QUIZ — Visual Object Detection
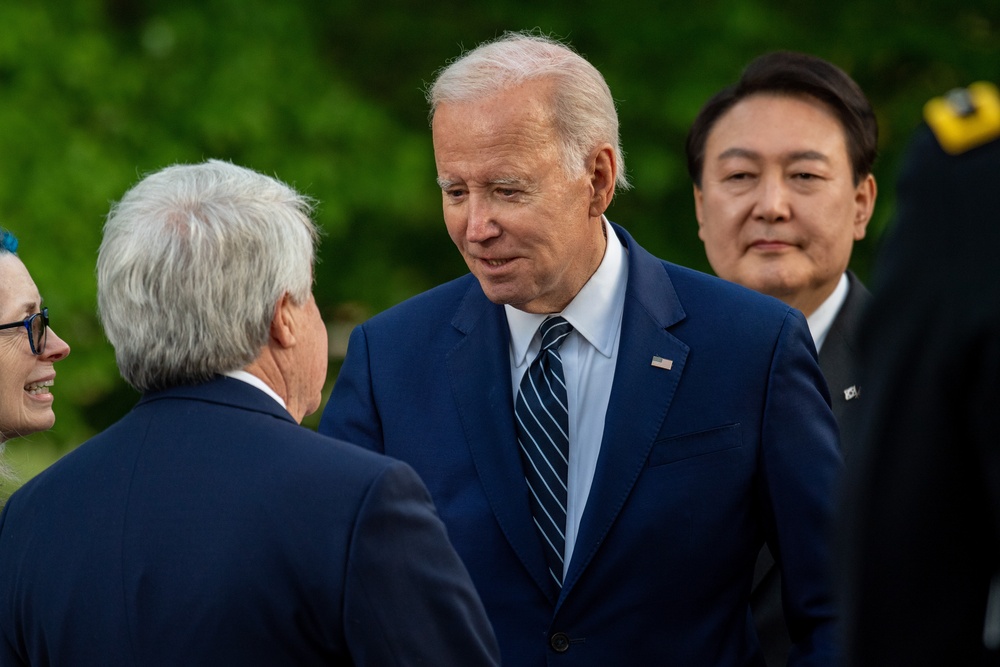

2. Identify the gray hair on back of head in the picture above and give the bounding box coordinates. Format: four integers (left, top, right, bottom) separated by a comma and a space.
427, 30, 630, 190
97, 159, 318, 393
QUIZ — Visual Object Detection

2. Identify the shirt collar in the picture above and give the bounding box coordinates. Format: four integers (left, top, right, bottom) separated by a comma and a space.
807, 272, 850, 353
506, 217, 628, 365
223, 369, 288, 410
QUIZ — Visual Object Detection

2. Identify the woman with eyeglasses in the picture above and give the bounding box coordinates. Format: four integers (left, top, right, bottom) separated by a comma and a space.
0, 228, 71, 458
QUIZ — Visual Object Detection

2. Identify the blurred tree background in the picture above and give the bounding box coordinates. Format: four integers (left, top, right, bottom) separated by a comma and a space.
3, 0, 998, 491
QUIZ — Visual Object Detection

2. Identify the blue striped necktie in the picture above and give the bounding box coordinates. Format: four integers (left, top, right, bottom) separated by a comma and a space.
515, 315, 572, 588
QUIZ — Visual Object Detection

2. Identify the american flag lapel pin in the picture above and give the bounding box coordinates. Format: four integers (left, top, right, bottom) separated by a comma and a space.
651, 356, 673, 371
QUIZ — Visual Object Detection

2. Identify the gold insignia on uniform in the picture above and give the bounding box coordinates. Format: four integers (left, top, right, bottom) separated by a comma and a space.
924, 81, 1000, 154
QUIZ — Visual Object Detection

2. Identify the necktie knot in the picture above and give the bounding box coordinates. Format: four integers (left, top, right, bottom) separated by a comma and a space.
539, 316, 572, 353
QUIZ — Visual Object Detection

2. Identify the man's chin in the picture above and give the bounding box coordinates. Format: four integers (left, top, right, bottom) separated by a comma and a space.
476, 280, 521, 307
737, 266, 803, 300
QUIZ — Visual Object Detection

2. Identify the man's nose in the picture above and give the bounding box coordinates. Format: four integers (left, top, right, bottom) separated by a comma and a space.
465, 194, 501, 243
752, 177, 791, 223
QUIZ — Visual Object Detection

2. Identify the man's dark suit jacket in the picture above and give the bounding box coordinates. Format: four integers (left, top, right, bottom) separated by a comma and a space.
751, 270, 871, 666
0, 376, 499, 666
319, 223, 843, 666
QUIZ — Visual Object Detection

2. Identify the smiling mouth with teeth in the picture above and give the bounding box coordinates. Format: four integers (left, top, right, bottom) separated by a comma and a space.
25, 380, 54, 395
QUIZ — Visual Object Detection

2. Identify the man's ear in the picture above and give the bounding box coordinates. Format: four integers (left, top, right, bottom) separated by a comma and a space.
853, 174, 878, 241
270, 293, 296, 349
693, 184, 708, 241
588, 144, 617, 218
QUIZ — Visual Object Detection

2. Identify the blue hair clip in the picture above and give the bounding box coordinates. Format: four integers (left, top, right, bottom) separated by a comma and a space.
0, 229, 17, 254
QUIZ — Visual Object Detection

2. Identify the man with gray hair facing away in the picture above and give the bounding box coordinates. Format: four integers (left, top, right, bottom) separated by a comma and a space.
0, 160, 500, 666
321, 31, 841, 665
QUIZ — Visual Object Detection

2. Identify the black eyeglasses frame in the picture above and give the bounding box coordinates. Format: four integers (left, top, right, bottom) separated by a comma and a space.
0, 307, 49, 355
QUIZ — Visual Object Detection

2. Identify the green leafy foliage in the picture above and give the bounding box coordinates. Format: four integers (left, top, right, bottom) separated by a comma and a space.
2, 0, 998, 489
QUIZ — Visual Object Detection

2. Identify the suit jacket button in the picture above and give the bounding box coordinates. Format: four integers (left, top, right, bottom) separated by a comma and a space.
550, 632, 570, 652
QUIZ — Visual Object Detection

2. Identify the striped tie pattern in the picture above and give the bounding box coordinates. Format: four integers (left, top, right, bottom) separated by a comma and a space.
515, 316, 572, 588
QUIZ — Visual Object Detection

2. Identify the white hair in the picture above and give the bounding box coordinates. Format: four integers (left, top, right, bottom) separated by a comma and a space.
427, 31, 630, 189
97, 160, 318, 392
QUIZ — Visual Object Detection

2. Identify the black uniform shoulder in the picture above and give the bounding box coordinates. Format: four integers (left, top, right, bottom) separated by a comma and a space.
923, 81, 1000, 155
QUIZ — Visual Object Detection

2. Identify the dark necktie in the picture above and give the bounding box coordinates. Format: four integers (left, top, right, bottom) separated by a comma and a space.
515, 315, 572, 588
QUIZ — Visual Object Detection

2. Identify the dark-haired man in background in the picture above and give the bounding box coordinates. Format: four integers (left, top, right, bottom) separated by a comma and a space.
686, 51, 879, 665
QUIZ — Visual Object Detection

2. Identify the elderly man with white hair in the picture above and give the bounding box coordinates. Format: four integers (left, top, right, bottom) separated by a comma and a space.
321, 31, 842, 666
0, 160, 499, 666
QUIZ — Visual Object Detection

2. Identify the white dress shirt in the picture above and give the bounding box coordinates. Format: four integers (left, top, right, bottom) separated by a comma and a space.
806, 272, 850, 353
505, 217, 629, 575
223, 369, 288, 410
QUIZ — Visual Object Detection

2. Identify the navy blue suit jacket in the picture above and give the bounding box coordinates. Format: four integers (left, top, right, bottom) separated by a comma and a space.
0, 377, 499, 666
320, 224, 843, 665
751, 270, 872, 666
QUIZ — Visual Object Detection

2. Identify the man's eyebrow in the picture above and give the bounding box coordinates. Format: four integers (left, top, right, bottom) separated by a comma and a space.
786, 150, 830, 163
716, 147, 831, 164
716, 147, 761, 161
488, 177, 523, 186
437, 176, 526, 189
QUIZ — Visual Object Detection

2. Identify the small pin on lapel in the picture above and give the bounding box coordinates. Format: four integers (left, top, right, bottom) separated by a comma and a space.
843, 385, 860, 401
651, 356, 673, 370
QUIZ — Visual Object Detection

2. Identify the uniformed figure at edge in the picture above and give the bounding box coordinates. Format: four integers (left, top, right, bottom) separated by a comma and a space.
842, 81, 1000, 667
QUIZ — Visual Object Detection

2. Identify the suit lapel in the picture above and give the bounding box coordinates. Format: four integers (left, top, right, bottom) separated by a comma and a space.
444, 228, 694, 604
446, 282, 558, 602
818, 272, 868, 393
818, 271, 871, 459
562, 226, 690, 596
